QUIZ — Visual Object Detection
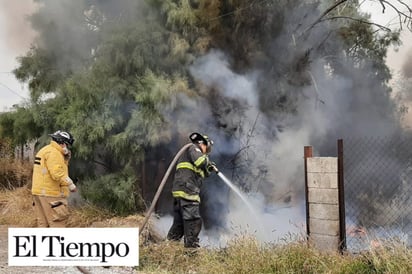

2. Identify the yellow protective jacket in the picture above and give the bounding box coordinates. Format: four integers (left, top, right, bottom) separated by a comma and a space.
31, 141, 71, 197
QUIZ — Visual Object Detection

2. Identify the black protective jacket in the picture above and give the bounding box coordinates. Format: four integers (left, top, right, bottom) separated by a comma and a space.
171, 144, 210, 202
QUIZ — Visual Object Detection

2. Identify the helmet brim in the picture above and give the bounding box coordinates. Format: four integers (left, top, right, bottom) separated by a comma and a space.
48, 131, 74, 146
189, 132, 208, 144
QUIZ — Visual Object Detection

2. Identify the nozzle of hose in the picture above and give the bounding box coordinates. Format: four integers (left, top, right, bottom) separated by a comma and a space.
208, 161, 219, 174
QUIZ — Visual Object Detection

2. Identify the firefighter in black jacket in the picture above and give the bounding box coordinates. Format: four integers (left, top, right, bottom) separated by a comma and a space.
167, 132, 217, 248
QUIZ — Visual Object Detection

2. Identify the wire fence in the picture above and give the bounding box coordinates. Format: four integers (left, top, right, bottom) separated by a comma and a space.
343, 136, 412, 252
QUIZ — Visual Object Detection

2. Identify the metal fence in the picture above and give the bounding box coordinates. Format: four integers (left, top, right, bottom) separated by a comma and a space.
343, 136, 412, 252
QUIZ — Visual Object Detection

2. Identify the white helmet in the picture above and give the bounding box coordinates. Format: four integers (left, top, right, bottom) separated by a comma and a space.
49, 130, 75, 146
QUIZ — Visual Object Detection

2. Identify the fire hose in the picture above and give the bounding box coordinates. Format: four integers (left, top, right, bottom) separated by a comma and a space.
139, 143, 192, 235
76, 143, 214, 273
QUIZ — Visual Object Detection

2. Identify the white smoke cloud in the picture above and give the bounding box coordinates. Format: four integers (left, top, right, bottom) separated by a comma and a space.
190, 50, 258, 107
157, 31, 404, 244
154, 49, 319, 245
153, 192, 306, 248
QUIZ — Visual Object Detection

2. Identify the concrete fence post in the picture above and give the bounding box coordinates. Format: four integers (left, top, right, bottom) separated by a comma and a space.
304, 146, 342, 252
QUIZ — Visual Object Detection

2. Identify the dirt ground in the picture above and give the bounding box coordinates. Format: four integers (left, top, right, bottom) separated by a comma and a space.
0, 186, 158, 274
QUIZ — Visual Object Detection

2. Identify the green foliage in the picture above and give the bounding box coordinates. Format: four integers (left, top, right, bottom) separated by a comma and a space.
13, 48, 64, 102
125, 70, 192, 146
338, 20, 400, 83
80, 170, 144, 215
56, 72, 130, 158
1, 0, 406, 212
0, 106, 42, 147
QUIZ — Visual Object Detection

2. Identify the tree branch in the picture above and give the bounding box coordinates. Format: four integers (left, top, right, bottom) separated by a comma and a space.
304, 0, 349, 34
378, 0, 412, 30
319, 16, 392, 32
303, 0, 412, 36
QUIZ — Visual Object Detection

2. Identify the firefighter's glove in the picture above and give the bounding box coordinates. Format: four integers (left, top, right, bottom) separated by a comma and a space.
207, 162, 219, 174
69, 183, 77, 192
65, 177, 77, 192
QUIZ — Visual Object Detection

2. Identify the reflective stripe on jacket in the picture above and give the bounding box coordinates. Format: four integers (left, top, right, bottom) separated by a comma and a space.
31, 141, 70, 197
172, 144, 210, 202
172, 190, 201, 202
176, 162, 205, 178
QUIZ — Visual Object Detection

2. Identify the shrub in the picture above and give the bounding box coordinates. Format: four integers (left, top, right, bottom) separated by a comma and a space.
80, 170, 145, 215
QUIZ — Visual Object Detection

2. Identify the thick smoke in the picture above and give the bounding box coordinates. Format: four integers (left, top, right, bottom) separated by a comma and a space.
160, 4, 407, 245
8, 0, 410, 246
24, 0, 144, 76
179, 49, 321, 244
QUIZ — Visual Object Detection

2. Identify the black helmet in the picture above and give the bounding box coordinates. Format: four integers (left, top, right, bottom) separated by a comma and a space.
189, 132, 213, 153
49, 130, 75, 146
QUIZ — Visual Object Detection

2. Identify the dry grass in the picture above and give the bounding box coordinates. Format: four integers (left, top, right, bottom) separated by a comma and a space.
0, 158, 32, 190
0, 186, 410, 274
138, 236, 412, 274
0, 185, 36, 226
66, 203, 116, 227
0, 185, 163, 243
0, 185, 143, 228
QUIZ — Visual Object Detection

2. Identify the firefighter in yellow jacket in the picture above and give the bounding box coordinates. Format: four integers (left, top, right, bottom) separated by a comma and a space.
31, 130, 77, 227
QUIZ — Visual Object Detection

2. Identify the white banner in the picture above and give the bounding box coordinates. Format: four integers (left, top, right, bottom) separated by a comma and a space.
8, 227, 139, 266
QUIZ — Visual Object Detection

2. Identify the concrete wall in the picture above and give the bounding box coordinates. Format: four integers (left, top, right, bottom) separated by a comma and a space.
306, 157, 340, 252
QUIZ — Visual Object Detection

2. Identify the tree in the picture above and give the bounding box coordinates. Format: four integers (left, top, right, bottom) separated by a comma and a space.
1, 0, 410, 218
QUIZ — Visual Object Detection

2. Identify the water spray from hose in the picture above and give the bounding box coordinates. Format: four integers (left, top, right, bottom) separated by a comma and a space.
216, 172, 256, 216
216, 171, 267, 236
139, 144, 265, 238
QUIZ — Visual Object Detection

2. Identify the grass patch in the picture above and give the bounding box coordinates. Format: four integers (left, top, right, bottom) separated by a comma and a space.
138, 235, 412, 274
0, 186, 36, 226
0, 185, 115, 227
66, 203, 115, 227
0, 157, 32, 190
0, 186, 410, 274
